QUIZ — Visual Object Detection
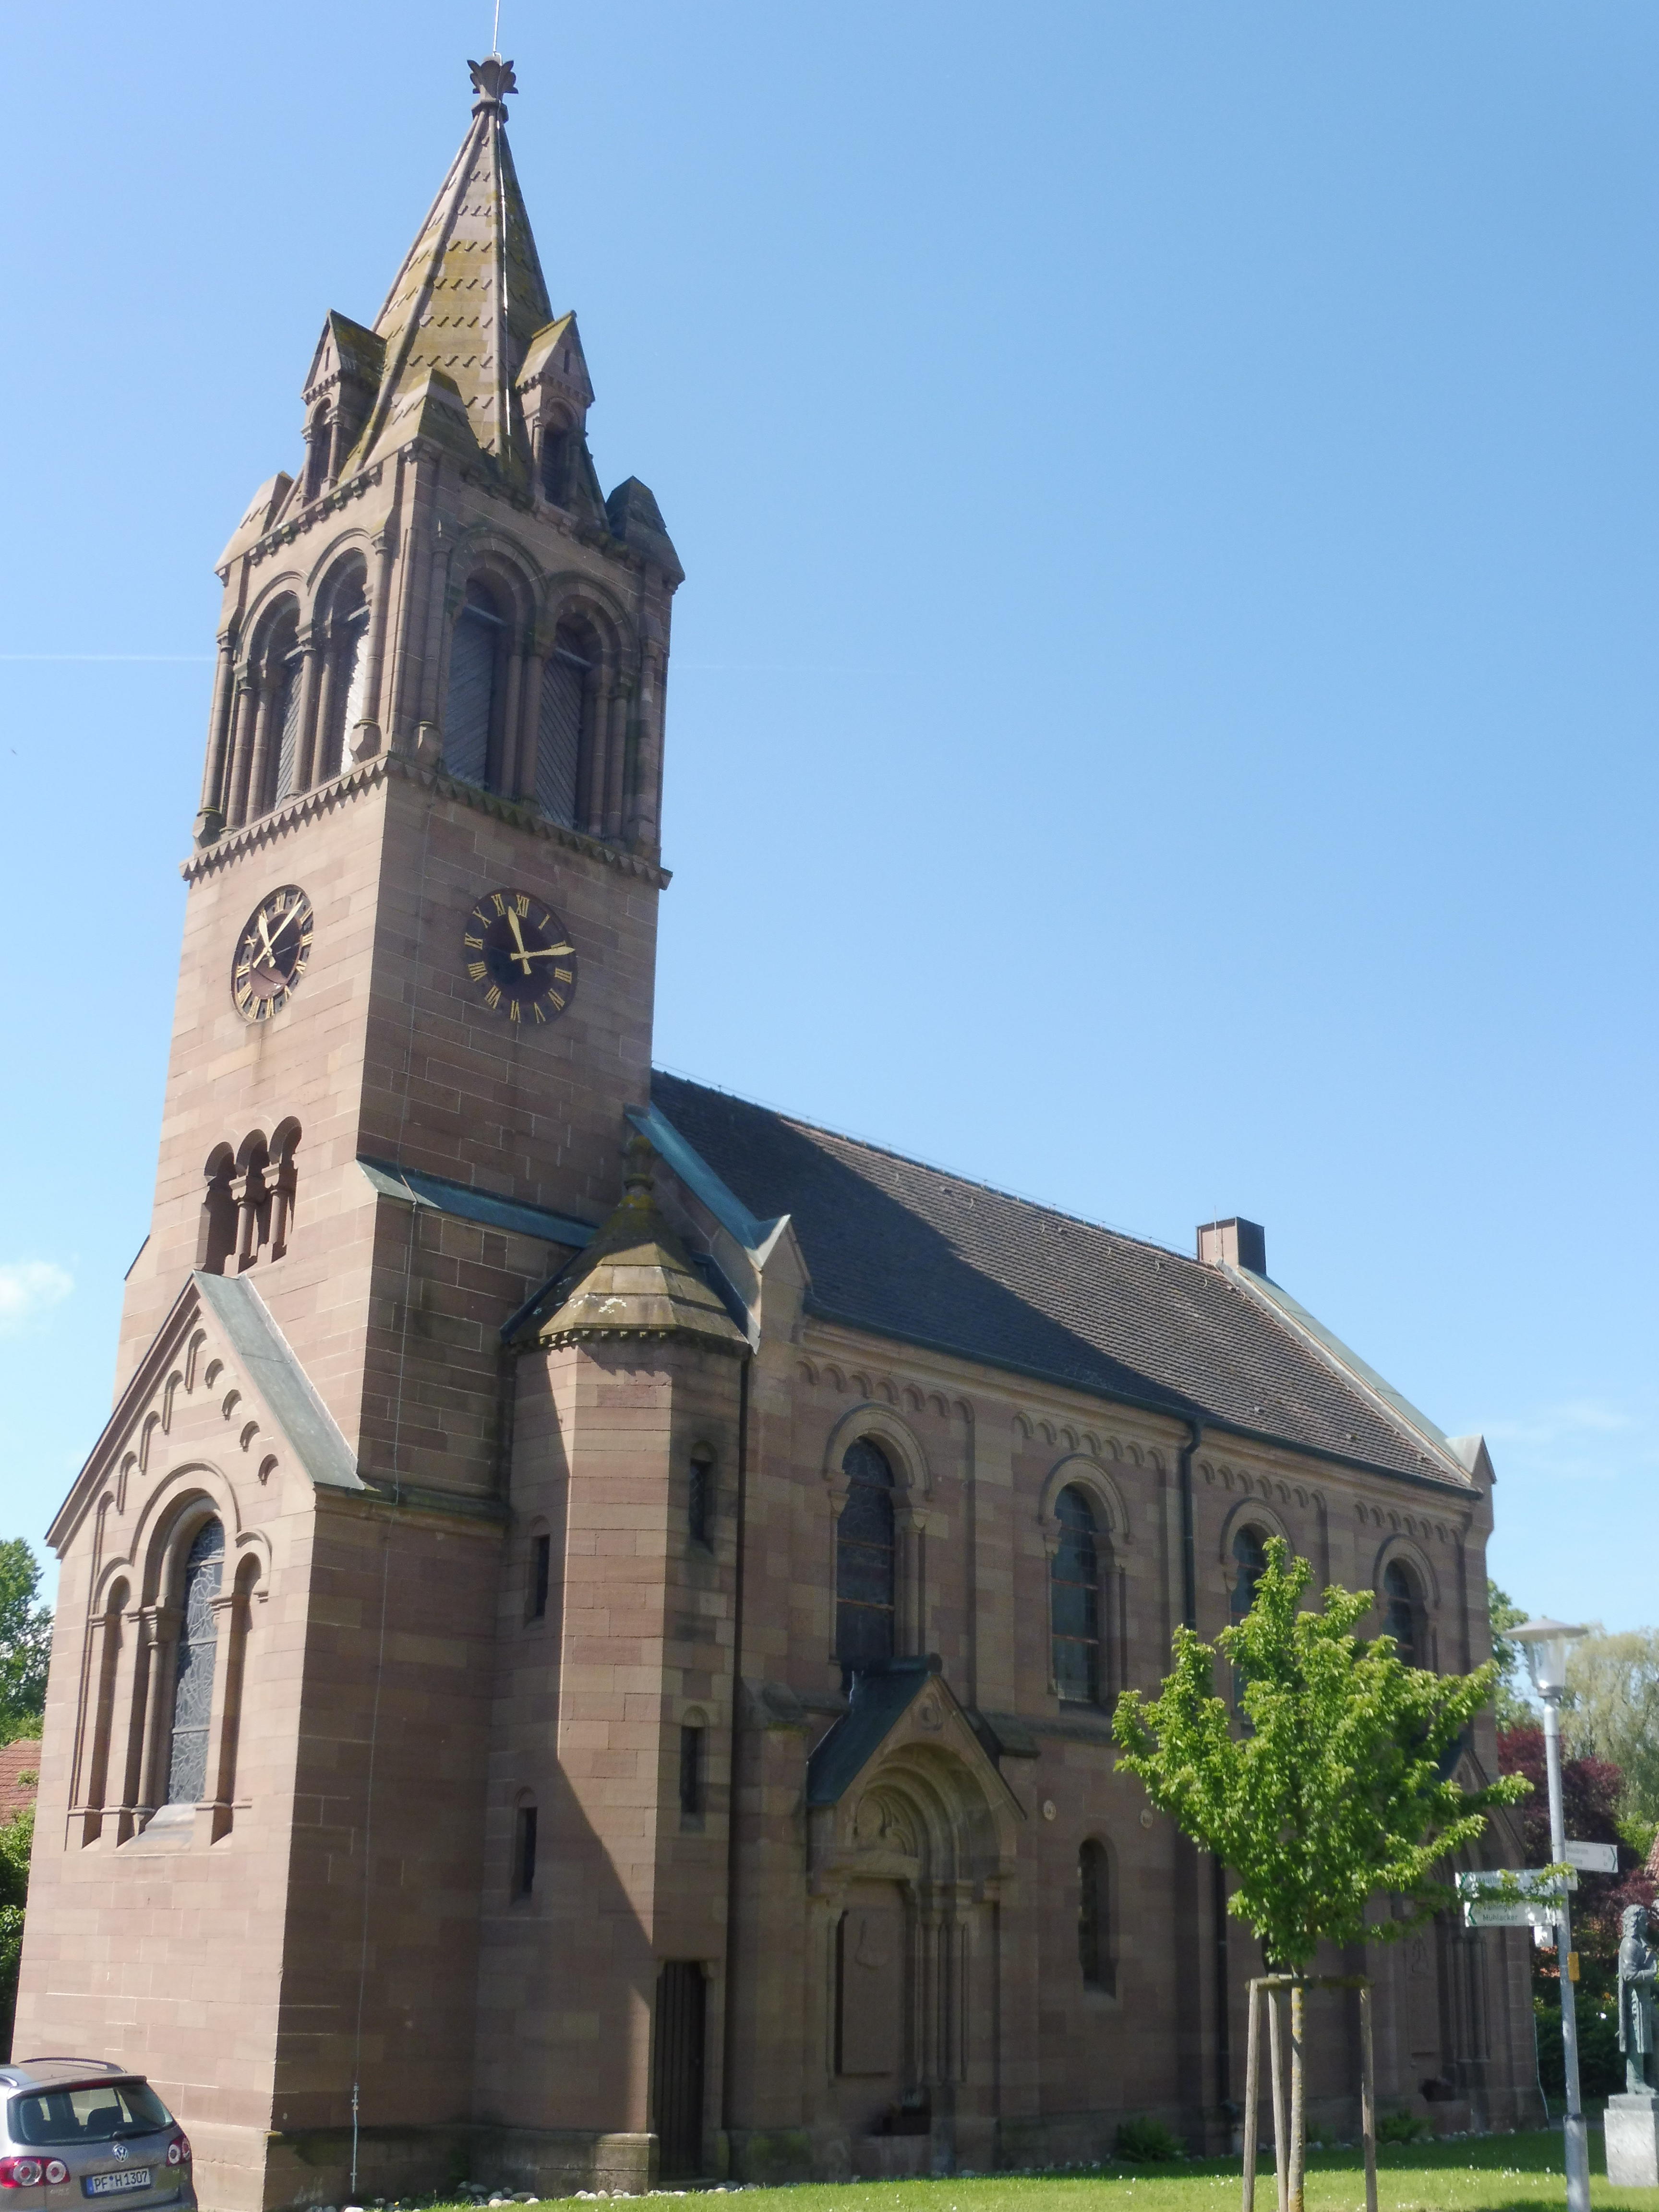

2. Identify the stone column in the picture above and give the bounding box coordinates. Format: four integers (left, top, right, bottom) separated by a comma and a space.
602, 685, 631, 842
355, 517, 399, 758
243, 677, 279, 822
222, 674, 259, 829
290, 624, 324, 792
193, 628, 237, 844
197, 1584, 245, 1844
132, 1604, 180, 1826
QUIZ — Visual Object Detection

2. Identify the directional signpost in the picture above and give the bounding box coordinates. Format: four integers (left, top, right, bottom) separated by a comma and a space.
1456, 1866, 1572, 1933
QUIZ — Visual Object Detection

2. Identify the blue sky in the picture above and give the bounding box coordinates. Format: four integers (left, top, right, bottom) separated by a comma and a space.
1, 2, 1655, 1631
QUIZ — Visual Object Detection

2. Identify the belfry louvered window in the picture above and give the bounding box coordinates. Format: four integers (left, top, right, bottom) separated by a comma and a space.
835, 1439, 896, 1672
537, 634, 588, 826
1051, 1485, 1101, 1704
165, 1520, 225, 1806
445, 581, 505, 789
272, 646, 305, 803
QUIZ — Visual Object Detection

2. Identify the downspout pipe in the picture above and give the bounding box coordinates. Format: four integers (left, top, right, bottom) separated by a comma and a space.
1178, 1418, 1236, 2135
720, 1350, 753, 2158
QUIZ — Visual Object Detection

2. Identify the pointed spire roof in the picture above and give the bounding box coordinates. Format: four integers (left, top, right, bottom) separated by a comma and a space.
524, 1136, 748, 1352
351, 56, 552, 472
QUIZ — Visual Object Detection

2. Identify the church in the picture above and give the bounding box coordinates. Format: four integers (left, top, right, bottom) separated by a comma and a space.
14, 56, 1539, 2211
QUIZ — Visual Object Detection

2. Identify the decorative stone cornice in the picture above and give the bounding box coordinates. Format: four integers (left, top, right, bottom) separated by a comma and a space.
232, 462, 386, 576
181, 751, 672, 887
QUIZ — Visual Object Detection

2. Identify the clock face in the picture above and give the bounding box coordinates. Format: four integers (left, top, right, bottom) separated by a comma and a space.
462, 888, 578, 1025
232, 886, 313, 1021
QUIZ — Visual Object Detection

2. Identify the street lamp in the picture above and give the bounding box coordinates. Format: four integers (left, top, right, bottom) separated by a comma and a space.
1511, 1617, 1589, 2212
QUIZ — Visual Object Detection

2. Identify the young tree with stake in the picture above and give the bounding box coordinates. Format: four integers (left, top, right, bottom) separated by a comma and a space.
1113, 1539, 1528, 2212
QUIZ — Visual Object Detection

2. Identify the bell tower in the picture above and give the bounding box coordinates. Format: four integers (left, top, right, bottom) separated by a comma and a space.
117, 52, 683, 1501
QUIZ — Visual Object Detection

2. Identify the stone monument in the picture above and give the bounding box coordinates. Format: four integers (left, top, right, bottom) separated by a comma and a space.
1606, 1902, 1659, 2187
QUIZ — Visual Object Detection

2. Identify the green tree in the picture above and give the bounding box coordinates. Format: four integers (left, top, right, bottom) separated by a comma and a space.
1487, 1580, 1535, 1733
0, 1799, 34, 2059
0, 1542, 51, 1745
1113, 1540, 1528, 1969
1115, 1542, 1528, 2210
1563, 1628, 1659, 1831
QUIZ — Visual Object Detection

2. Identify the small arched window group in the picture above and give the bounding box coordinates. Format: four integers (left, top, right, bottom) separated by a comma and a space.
218, 562, 370, 831
1050, 1484, 1116, 1707
835, 1438, 897, 1677
75, 1508, 258, 1847
440, 573, 625, 841
1078, 1837, 1115, 1994
198, 1122, 300, 1276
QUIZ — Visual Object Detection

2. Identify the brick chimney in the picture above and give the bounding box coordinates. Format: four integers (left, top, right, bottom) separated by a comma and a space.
1197, 1217, 1266, 1274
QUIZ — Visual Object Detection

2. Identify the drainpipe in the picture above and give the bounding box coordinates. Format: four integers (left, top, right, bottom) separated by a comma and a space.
1178, 1419, 1235, 2134
720, 1351, 753, 2160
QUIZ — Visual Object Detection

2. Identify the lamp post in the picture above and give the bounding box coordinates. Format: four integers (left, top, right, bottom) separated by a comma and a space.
1511, 1617, 1590, 2212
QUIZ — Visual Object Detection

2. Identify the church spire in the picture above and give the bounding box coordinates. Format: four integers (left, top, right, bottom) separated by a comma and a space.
351, 56, 553, 472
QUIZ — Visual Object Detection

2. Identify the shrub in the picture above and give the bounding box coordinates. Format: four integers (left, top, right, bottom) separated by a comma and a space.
1375, 2111, 1431, 2146
1114, 2117, 1184, 2162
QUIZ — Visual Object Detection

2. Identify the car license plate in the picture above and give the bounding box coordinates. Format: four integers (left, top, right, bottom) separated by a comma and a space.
84, 2170, 152, 2195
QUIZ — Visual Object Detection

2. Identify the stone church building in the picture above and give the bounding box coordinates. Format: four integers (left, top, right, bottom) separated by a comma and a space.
15, 55, 1539, 2211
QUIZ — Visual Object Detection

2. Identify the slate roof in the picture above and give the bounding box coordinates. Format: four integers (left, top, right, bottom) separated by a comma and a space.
649, 1071, 1469, 1490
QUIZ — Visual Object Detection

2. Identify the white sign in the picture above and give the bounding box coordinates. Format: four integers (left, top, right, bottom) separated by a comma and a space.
1465, 1900, 1559, 1930
1565, 1839, 1620, 1875
1455, 1867, 1572, 1898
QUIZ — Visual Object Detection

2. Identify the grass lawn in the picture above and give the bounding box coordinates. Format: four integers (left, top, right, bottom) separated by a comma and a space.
421, 2131, 1656, 2212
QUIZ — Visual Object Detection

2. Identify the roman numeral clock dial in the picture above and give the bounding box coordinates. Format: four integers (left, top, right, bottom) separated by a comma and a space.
232, 886, 314, 1021
463, 889, 578, 1025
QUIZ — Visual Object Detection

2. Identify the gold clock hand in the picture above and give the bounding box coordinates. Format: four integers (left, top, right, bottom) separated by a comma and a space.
254, 910, 277, 962
513, 944, 575, 962
504, 906, 534, 974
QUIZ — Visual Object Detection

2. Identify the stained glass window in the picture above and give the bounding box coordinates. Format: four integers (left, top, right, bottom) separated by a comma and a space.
1052, 1486, 1101, 1704
165, 1519, 224, 1806
836, 1440, 896, 1671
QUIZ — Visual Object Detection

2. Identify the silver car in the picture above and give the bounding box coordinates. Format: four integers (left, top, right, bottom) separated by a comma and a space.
0, 2061, 194, 2212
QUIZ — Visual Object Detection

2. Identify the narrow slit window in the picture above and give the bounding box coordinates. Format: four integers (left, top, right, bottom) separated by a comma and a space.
514, 1803, 538, 1898
529, 1533, 551, 1622
679, 1725, 704, 1820
688, 1451, 714, 1549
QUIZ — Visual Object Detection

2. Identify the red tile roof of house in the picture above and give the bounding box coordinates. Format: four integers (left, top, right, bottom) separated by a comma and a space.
0, 1736, 42, 1823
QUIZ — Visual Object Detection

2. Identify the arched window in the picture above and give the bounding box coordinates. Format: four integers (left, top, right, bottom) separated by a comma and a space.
244, 602, 304, 818
1079, 1838, 1114, 1993
165, 1521, 224, 1809
268, 1119, 301, 1261
302, 405, 331, 502
1051, 1486, 1104, 1704
1230, 1525, 1269, 1625
540, 414, 575, 506
1383, 1560, 1423, 1668
445, 577, 506, 790
1229, 1524, 1270, 1712
196, 1146, 237, 1275
537, 613, 599, 827
313, 567, 369, 785
836, 1439, 896, 1674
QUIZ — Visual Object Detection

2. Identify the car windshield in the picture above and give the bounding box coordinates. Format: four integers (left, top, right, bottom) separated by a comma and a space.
8, 2081, 172, 2147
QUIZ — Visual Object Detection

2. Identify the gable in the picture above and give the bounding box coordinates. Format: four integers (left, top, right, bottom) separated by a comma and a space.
48, 1271, 364, 1556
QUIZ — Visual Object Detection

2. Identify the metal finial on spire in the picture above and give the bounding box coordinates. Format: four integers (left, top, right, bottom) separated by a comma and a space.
467, 54, 517, 114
